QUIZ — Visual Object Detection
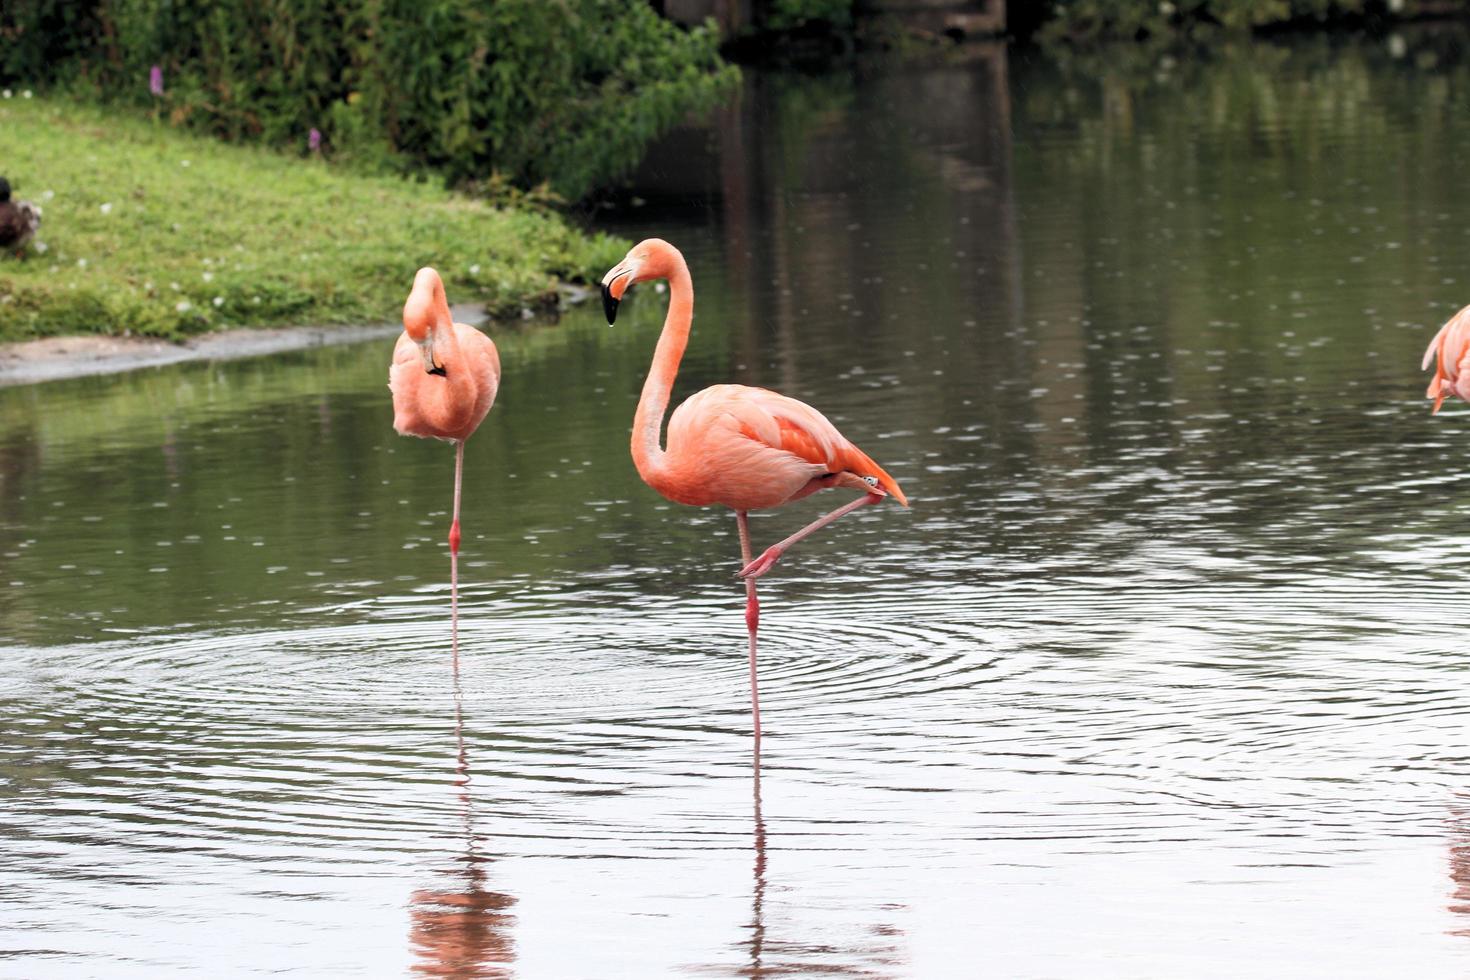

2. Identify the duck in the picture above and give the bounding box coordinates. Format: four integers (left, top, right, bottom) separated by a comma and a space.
0, 177, 42, 256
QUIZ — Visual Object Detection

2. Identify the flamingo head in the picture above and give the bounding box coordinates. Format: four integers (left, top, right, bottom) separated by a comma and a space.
403, 267, 450, 376
599, 238, 681, 325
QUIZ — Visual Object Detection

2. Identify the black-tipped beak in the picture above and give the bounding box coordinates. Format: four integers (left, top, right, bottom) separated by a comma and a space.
601, 281, 620, 325
418, 337, 446, 376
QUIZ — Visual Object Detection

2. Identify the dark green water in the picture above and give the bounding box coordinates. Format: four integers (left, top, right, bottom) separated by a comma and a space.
5, 34, 1470, 977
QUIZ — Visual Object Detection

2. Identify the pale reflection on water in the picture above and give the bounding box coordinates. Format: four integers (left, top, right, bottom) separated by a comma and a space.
409, 669, 516, 979
4, 33, 1470, 978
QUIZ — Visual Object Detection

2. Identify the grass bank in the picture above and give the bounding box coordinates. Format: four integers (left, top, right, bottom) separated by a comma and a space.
0, 94, 626, 343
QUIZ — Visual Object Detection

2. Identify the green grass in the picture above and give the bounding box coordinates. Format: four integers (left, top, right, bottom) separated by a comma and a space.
0, 94, 627, 342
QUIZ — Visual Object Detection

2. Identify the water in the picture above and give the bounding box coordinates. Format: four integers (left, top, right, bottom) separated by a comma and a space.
5, 34, 1470, 977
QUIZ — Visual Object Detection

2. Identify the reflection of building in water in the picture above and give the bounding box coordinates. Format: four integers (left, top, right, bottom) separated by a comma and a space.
409, 679, 516, 977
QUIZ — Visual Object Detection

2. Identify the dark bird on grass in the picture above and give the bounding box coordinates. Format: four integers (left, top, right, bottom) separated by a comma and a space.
0, 177, 42, 257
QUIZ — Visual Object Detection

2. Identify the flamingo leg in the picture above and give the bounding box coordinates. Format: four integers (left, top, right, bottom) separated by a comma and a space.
738, 492, 884, 581
737, 510, 762, 743
450, 439, 464, 656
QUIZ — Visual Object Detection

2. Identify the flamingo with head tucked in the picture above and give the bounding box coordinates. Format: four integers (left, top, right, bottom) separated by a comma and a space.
390, 268, 501, 649
600, 238, 908, 741
1424, 304, 1470, 413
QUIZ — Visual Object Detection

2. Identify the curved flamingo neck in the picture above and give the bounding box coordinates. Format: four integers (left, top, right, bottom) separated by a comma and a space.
430, 321, 478, 435
632, 255, 693, 490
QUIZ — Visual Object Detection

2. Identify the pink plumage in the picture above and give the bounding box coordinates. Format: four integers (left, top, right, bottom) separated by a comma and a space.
1423, 303, 1470, 414
660, 384, 907, 511
390, 269, 499, 441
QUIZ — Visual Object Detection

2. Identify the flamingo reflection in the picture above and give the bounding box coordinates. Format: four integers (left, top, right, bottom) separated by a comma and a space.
721, 747, 907, 979
1449, 803, 1470, 938
408, 663, 516, 978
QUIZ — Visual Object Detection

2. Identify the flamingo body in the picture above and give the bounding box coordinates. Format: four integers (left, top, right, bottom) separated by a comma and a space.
390, 326, 499, 441
1423, 303, 1470, 414
655, 383, 908, 511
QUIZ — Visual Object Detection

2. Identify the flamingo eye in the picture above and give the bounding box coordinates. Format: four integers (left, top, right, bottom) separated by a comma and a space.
863, 475, 879, 486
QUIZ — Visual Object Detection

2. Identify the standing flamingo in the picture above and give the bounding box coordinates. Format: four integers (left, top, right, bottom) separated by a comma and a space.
390, 267, 501, 649
1424, 303, 1470, 413
600, 239, 908, 741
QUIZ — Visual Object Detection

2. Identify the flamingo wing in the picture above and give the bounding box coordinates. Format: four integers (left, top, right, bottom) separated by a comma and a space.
671, 385, 907, 507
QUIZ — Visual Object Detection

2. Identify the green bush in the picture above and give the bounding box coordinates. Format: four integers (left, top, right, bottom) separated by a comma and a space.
0, 0, 738, 200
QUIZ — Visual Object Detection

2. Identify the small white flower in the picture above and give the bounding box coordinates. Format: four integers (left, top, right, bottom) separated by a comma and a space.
1, 90, 10, 99
22, 90, 32, 99
76, 258, 87, 268
41, 190, 54, 201
176, 300, 192, 313
33, 241, 47, 254
212, 296, 224, 307
202, 271, 214, 282
180, 159, 191, 168
99, 202, 112, 215
143, 281, 154, 291
169, 282, 181, 291
202, 257, 213, 266
469, 264, 481, 275
251, 296, 261, 304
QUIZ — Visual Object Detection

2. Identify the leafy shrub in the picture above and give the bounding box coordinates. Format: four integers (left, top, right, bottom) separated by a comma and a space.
0, 0, 738, 200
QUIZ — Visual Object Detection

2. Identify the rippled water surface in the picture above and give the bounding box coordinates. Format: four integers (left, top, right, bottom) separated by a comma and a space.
7, 36, 1470, 978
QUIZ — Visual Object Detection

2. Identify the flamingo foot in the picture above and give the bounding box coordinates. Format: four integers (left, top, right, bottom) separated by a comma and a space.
737, 546, 783, 581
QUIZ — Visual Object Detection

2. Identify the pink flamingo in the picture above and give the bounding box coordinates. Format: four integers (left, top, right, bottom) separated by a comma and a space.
600, 239, 908, 740
390, 268, 501, 648
1424, 303, 1470, 413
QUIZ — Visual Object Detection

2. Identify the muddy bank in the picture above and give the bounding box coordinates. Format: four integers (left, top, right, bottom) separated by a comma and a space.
0, 303, 493, 388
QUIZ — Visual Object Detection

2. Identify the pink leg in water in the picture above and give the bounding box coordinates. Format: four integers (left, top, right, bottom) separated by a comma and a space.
736, 510, 762, 743
449, 439, 464, 657
738, 492, 884, 581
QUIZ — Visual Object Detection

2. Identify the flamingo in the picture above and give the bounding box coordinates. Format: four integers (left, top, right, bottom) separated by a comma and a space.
390, 268, 501, 649
600, 239, 908, 740
1424, 303, 1470, 413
